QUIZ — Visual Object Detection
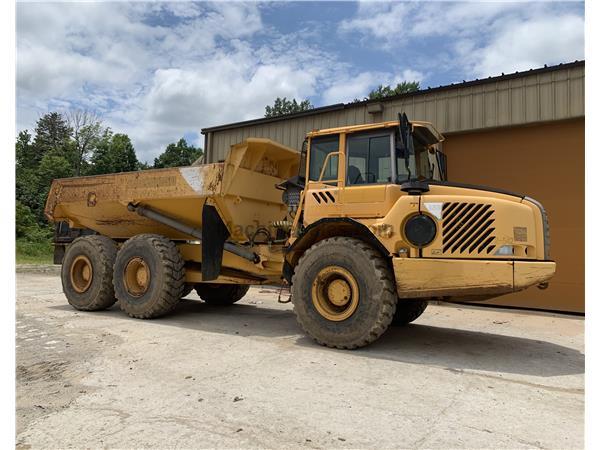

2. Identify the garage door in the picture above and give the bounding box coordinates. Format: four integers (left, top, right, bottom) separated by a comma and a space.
442, 119, 584, 313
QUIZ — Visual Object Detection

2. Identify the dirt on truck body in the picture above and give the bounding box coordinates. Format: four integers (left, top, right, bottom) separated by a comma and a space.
45, 114, 556, 349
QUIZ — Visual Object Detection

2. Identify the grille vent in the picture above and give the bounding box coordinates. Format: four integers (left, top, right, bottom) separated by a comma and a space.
442, 202, 497, 255
312, 191, 336, 204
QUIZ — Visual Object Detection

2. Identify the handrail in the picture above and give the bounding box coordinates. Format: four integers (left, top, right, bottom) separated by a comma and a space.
317, 151, 343, 184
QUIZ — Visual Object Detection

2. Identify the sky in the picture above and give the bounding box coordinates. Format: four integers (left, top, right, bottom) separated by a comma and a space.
16, 1, 584, 163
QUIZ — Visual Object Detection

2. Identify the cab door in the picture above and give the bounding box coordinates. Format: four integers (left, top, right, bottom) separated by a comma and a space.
340, 130, 398, 218
303, 134, 344, 224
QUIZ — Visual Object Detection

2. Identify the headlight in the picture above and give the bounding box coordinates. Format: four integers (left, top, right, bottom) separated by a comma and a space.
404, 214, 436, 247
494, 245, 514, 256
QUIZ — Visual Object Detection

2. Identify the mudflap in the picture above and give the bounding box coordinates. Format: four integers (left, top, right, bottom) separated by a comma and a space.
201, 204, 230, 281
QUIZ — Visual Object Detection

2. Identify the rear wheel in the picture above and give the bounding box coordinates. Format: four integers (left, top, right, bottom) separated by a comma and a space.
392, 300, 428, 326
195, 283, 250, 305
113, 234, 185, 319
291, 237, 397, 349
61, 235, 117, 311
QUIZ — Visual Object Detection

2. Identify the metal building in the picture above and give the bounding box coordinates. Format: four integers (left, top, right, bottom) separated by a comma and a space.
201, 61, 585, 313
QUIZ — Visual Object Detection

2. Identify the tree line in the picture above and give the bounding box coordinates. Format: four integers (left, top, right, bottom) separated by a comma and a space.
16, 111, 202, 250
264, 81, 420, 117
16, 79, 419, 259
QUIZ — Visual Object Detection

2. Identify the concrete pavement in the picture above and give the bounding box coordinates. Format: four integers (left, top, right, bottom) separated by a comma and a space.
16, 270, 584, 449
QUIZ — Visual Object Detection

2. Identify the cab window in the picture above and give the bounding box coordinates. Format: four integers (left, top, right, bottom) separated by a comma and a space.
346, 133, 392, 185
308, 135, 339, 181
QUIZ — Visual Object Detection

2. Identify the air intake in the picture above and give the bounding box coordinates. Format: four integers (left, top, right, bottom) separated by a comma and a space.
442, 202, 497, 255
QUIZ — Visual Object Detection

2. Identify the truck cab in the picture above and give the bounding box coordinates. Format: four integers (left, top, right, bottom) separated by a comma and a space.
285, 115, 555, 312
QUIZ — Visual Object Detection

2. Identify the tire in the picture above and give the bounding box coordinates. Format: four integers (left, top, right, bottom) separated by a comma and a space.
195, 283, 250, 305
113, 234, 185, 319
61, 235, 117, 311
291, 237, 397, 349
392, 300, 428, 326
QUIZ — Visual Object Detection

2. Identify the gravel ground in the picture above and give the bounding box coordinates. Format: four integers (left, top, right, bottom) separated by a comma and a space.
16, 269, 584, 449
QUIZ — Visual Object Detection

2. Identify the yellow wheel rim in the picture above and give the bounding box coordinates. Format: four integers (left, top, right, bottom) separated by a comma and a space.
70, 255, 93, 293
124, 257, 150, 297
311, 266, 359, 321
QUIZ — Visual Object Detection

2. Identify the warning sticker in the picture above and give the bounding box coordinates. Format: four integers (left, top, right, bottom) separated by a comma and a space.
513, 226, 528, 242
424, 202, 443, 220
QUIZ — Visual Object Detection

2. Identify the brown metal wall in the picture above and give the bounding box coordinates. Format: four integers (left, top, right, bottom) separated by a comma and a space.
205, 63, 584, 162
443, 119, 584, 313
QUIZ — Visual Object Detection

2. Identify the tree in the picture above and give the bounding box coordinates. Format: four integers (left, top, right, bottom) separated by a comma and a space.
16, 201, 38, 238
367, 81, 420, 100
153, 138, 203, 168
32, 154, 74, 222
16, 130, 34, 170
136, 161, 151, 171
89, 130, 139, 175
264, 97, 314, 118
32, 112, 72, 161
66, 110, 103, 176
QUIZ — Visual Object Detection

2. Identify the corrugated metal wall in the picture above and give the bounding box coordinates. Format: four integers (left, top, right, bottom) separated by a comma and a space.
204, 63, 584, 162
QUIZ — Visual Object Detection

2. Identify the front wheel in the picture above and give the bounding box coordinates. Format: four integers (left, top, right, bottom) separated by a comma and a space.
291, 237, 397, 349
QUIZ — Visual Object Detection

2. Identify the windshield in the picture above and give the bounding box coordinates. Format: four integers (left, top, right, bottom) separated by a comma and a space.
395, 130, 441, 183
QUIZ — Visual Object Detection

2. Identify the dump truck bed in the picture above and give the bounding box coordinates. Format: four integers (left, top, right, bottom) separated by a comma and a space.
45, 138, 300, 243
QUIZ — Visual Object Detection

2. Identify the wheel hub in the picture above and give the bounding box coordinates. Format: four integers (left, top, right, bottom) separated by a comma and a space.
311, 266, 359, 321
327, 279, 351, 306
124, 257, 150, 297
70, 255, 93, 293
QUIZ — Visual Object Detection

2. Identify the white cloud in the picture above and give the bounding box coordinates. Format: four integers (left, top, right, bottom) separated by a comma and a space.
322, 69, 424, 104
338, 2, 521, 42
471, 14, 585, 77
16, 2, 287, 161
339, 1, 584, 78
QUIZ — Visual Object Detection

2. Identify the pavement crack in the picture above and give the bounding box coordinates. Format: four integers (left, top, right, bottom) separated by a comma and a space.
444, 368, 584, 395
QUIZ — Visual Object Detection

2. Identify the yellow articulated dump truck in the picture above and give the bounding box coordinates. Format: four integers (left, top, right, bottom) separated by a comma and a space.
45, 113, 555, 349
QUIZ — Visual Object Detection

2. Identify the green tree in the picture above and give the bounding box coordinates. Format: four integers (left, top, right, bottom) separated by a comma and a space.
67, 110, 103, 176
264, 97, 314, 118
32, 112, 72, 161
29, 153, 74, 222
15, 201, 37, 238
136, 161, 151, 171
15, 167, 40, 214
16, 130, 35, 170
89, 130, 139, 175
367, 81, 420, 100
153, 138, 203, 168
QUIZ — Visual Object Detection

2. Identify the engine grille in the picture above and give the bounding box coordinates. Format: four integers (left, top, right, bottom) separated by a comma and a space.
442, 202, 497, 255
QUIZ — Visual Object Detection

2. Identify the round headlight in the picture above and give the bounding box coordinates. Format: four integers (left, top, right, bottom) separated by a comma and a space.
404, 214, 437, 247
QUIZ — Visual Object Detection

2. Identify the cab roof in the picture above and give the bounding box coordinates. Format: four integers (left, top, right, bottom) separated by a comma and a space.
307, 120, 444, 146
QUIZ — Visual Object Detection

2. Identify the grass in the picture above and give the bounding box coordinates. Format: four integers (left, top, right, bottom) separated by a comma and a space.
16, 239, 54, 264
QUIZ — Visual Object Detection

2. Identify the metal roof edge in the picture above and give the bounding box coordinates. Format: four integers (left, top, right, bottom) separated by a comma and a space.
201, 103, 345, 133
201, 60, 585, 134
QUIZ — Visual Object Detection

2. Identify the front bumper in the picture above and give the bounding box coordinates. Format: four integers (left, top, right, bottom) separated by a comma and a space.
392, 258, 556, 299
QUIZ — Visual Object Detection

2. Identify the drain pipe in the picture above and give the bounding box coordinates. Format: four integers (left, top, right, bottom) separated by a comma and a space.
127, 203, 259, 263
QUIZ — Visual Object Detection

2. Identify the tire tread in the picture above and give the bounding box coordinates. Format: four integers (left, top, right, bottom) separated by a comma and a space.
291, 237, 397, 349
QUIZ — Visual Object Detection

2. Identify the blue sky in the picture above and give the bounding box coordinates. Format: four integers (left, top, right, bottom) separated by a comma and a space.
16, 1, 584, 162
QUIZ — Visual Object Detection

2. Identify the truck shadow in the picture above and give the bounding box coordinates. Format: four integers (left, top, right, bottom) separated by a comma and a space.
51, 298, 584, 378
